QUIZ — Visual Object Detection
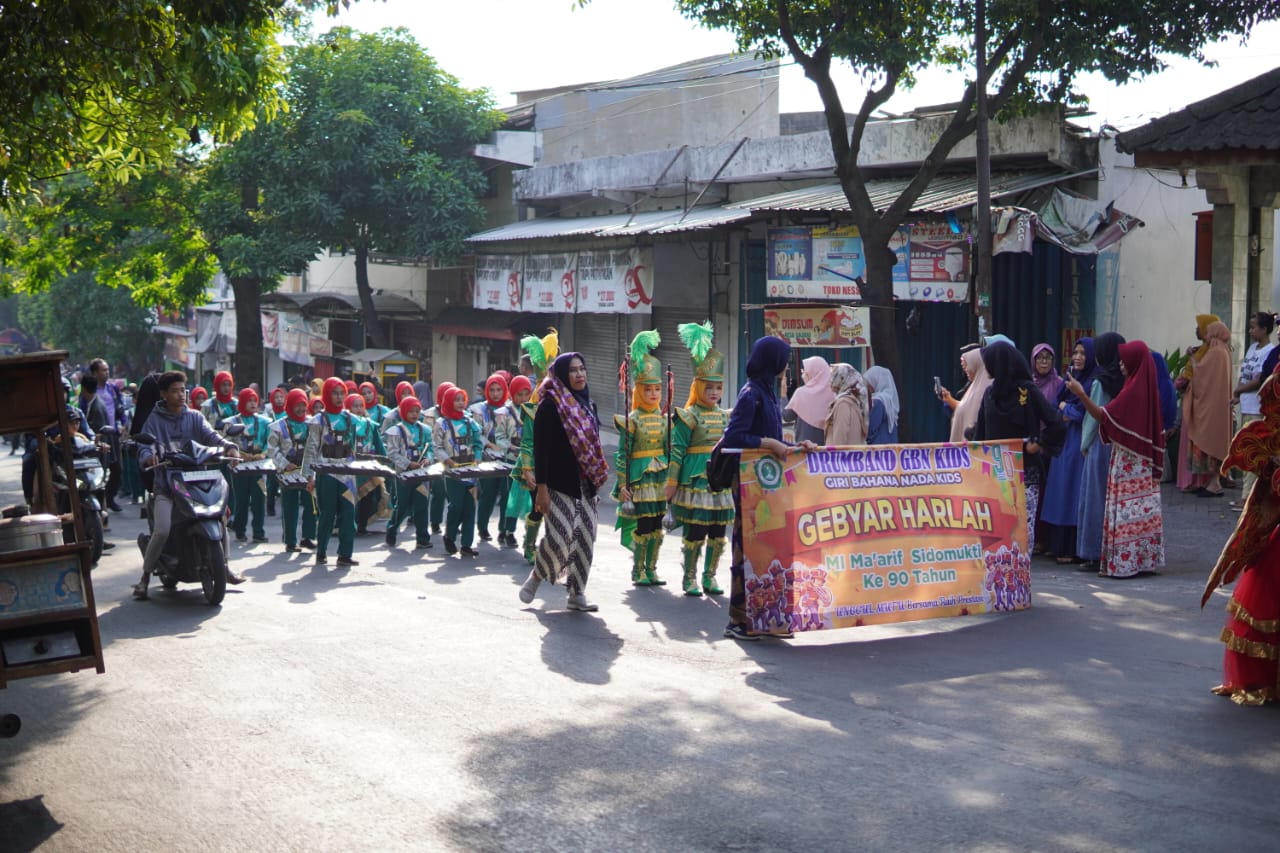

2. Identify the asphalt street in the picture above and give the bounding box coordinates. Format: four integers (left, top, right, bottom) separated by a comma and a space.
1, 451, 1277, 852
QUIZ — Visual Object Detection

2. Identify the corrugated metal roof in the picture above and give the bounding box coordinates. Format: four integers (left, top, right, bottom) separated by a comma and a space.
468, 206, 752, 243
729, 168, 1095, 213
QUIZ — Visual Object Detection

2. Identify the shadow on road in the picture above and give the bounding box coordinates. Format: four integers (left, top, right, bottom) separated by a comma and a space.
530, 608, 622, 685
0, 794, 63, 852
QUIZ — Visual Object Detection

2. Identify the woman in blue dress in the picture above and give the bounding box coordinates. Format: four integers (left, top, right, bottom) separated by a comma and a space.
1039, 338, 1095, 564
1076, 332, 1126, 565
863, 366, 900, 444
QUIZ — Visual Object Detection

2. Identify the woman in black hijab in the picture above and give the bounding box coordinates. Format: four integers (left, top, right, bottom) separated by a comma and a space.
970, 342, 1064, 555
1078, 332, 1126, 564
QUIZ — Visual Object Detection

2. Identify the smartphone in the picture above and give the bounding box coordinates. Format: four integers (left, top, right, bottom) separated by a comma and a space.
933, 375, 942, 397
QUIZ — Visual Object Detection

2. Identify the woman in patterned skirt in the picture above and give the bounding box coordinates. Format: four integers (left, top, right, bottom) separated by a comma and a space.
1065, 340, 1165, 578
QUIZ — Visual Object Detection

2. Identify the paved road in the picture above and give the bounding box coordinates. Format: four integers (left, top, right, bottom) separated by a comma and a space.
1, 453, 1276, 852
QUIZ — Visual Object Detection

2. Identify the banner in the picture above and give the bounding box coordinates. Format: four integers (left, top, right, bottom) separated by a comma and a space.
522, 252, 577, 314
895, 221, 970, 302
474, 254, 523, 311
767, 226, 864, 300
762, 304, 869, 348
260, 311, 280, 349
739, 441, 1028, 634
577, 247, 653, 314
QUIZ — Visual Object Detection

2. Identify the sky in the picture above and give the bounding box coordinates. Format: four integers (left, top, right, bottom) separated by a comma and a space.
327, 0, 1280, 132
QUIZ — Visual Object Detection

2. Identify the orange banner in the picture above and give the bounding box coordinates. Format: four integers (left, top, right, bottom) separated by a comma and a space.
739, 441, 1029, 633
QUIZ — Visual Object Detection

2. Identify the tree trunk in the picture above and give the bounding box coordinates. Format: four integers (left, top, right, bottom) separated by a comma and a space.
354, 245, 388, 349
862, 239, 909, 439
230, 274, 264, 390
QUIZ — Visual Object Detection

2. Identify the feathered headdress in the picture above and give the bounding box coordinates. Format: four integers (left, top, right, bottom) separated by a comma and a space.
678, 319, 725, 406
629, 329, 661, 383
520, 326, 560, 376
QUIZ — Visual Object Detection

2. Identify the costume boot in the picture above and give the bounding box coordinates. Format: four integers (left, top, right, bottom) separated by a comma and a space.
644, 530, 667, 586
522, 516, 542, 565
631, 531, 651, 586
681, 538, 702, 596
702, 537, 726, 595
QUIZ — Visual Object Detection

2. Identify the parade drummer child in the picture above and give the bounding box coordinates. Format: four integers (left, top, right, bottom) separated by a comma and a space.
202, 370, 239, 428
361, 381, 392, 428
227, 388, 273, 543
302, 377, 360, 567
512, 328, 559, 563
346, 392, 387, 536
384, 395, 433, 550
433, 386, 485, 557
268, 389, 317, 553
614, 330, 671, 587
665, 321, 733, 597
501, 374, 535, 549
423, 381, 455, 537
265, 386, 288, 516
470, 373, 518, 545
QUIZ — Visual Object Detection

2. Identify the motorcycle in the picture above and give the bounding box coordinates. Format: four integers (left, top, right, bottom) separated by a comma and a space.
49, 432, 106, 564
133, 430, 241, 606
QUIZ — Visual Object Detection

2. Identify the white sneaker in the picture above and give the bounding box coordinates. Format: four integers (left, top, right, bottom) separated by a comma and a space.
518, 572, 541, 604
566, 593, 598, 612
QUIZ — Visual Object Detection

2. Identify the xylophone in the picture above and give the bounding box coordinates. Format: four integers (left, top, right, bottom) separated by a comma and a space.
443, 461, 512, 481
277, 470, 310, 491
233, 458, 277, 475
312, 459, 398, 479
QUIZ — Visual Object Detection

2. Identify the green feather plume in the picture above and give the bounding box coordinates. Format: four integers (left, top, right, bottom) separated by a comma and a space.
677, 321, 714, 365
630, 329, 661, 379
520, 334, 547, 374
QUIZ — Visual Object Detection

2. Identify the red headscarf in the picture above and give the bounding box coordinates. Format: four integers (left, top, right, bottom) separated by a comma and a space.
321, 377, 347, 415
395, 381, 414, 402
508, 375, 532, 398
189, 386, 209, 410
399, 396, 422, 421
285, 389, 309, 422
344, 393, 364, 413
237, 388, 258, 417
343, 380, 358, 394
483, 373, 509, 406
269, 387, 287, 412
435, 381, 456, 410
441, 388, 468, 420
359, 382, 378, 405
1100, 340, 1166, 477
496, 370, 513, 387
213, 371, 235, 403
309, 396, 325, 415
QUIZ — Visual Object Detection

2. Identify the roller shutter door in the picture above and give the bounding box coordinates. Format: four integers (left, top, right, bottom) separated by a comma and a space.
652, 308, 707, 412
570, 313, 624, 420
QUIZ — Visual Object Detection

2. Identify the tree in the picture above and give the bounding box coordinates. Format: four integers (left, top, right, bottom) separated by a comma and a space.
274, 27, 504, 348
670, 0, 1280, 419
17, 271, 162, 374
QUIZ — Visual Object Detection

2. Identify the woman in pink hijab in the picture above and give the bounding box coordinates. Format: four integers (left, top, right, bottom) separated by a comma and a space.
784, 356, 834, 444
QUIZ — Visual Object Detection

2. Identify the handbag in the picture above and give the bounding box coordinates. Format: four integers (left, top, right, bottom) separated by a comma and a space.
705, 439, 739, 492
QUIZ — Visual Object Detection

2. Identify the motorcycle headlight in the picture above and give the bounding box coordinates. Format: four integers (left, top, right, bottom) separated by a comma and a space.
81, 467, 105, 489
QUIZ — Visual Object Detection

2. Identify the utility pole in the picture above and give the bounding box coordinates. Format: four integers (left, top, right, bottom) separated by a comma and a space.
974, 0, 993, 334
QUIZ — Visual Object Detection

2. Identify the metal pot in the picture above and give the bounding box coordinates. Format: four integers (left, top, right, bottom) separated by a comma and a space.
0, 514, 63, 555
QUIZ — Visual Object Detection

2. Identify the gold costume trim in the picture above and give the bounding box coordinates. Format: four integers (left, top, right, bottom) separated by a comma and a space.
1212, 684, 1279, 705
1219, 627, 1280, 660
1225, 598, 1280, 634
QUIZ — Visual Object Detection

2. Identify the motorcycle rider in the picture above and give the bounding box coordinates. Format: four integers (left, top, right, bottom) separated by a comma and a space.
132, 371, 241, 601
22, 375, 93, 509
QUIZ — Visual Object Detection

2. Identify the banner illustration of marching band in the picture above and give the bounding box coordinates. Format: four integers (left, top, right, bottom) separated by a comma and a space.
739, 441, 1029, 634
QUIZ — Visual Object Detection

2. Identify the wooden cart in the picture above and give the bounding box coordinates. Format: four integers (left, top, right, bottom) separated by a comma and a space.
0, 352, 106, 738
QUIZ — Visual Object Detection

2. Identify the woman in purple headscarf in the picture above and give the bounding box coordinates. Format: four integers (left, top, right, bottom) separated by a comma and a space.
1040, 337, 1095, 564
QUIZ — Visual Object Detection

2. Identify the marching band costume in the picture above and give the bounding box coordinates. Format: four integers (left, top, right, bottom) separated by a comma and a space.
613, 330, 670, 587
201, 370, 239, 428
346, 393, 387, 536
227, 388, 273, 543
470, 373, 518, 546
434, 386, 485, 557
269, 389, 317, 552
384, 395, 433, 550
425, 382, 454, 536
667, 321, 733, 596
513, 329, 559, 564
265, 387, 288, 517
303, 377, 360, 566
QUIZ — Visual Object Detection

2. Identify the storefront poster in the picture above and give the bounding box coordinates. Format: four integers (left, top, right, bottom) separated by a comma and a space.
739, 441, 1028, 634
260, 311, 280, 349
474, 254, 524, 311
896, 221, 971, 302
762, 305, 869, 348
767, 226, 864, 300
522, 252, 577, 314
577, 247, 653, 314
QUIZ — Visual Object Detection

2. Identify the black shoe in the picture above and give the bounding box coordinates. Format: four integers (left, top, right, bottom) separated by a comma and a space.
107, 501, 123, 513
460, 546, 480, 558
286, 545, 300, 553
478, 531, 492, 542
235, 534, 247, 543
337, 556, 358, 567
415, 540, 432, 551
432, 525, 442, 536
101, 541, 116, 550
226, 569, 246, 585
140, 507, 148, 520
444, 538, 458, 555
385, 531, 397, 547
253, 535, 268, 543
315, 554, 328, 565
356, 527, 369, 536
267, 507, 276, 517
300, 539, 317, 550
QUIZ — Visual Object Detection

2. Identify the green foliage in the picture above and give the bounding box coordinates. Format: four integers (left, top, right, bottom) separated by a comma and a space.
273, 27, 505, 264
1164, 347, 1189, 383
16, 271, 161, 371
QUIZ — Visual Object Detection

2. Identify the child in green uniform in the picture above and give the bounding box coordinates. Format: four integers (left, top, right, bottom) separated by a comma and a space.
666, 321, 733, 596
614, 330, 670, 586
513, 329, 559, 563
228, 388, 273, 543
269, 389, 317, 552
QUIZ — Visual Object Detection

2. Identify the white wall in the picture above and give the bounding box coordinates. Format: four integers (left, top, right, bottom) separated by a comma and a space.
1101, 139, 1213, 355
305, 251, 430, 307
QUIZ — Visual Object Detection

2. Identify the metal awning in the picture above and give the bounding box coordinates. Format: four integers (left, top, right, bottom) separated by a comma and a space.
430, 307, 523, 341
730, 168, 1097, 214
260, 291, 425, 319
468, 205, 752, 243
341, 348, 411, 366
151, 325, 194, 337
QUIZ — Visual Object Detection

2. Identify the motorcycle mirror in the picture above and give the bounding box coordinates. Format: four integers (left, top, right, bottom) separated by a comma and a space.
224, 423, 246, 437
